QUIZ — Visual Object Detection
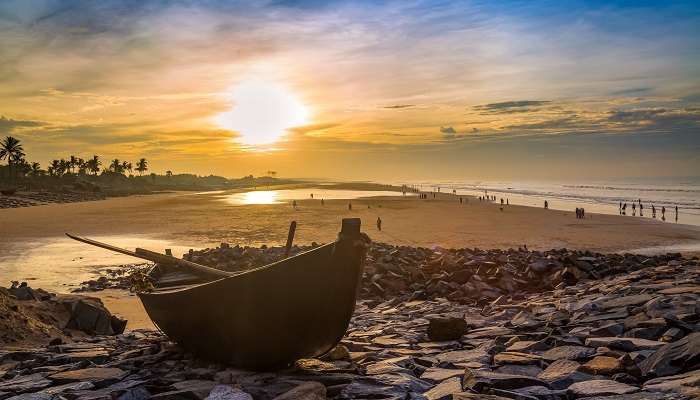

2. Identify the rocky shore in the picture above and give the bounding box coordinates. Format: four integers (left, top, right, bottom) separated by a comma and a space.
3, 244, 700, 399
0, 191, 106, 209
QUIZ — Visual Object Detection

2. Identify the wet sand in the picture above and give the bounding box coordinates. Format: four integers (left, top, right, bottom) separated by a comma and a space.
2, 185, 699, 329
1, 187, 698, 253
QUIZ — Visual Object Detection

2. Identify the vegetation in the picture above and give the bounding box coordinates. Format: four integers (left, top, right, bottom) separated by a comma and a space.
0, 136, 291, 194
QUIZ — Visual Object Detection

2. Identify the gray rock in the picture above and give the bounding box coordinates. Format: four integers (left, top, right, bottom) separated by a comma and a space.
542, 346, 595, 361
427, 316, 468, 341
567, 380, 638, 397
584, 337, 666, 352
463, 370, 550, 392
271, 382, 326, 400
640, 332, 700, 378
423, 377, 462, 400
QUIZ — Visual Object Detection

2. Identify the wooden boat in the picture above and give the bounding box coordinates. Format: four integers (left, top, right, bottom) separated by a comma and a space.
68, 218, 368, 370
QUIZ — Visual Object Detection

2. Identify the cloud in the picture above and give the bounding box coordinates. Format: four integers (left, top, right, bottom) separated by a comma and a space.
382, 104, 415, 109
0, 116, 45, 132
610, 87, 653, 96
474, 100, 551, 110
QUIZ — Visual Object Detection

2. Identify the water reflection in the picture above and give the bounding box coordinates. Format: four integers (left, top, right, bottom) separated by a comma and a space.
222, 188, 414, 205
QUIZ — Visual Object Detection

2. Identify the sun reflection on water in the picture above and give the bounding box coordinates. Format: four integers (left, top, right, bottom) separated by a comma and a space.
240, 190, 280, 205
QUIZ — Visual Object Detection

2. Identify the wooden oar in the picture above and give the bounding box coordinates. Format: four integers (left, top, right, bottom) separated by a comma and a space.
65, 233, 232, 279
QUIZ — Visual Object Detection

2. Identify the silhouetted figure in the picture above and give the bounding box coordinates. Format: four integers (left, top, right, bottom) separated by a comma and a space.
310, 193, 314, 199
500, 198, 504, 205
348, 202, 352, 211
619, 202, 622, 214
292, 200, 297, 209
459, 197, 463, 204
544, 200, 548, 209
321, 198, 324, 206
377, 217, 382, 231
576, 208, 580, 219
622, 203, 627, 215
662, 206, 666, 221
581, 208, 585, 218
639, 203, 643, 217
506, 199, 509, 205
675, 206, 678, 222
632, 203, 636, 216
652, 204, 656, 218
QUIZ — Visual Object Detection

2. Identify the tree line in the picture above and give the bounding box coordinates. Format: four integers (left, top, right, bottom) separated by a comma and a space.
0, 136, 150, 179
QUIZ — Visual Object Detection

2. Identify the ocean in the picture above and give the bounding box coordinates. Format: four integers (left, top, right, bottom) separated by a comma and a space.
392, 178, 700, 227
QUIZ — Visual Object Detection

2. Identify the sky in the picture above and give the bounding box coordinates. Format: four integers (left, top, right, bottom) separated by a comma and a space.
0, 0, 699, 181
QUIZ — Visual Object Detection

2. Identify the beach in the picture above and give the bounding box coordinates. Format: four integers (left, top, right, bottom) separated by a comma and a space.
2, 183, 700, 330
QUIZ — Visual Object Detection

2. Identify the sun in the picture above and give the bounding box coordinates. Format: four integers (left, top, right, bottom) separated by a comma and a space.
214, 79, 309, 147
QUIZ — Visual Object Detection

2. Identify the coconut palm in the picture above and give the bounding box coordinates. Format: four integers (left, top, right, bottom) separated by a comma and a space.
48, 160, 61, 177
136, 158, 148, 175
0, 136, 25, 180
69, 155, 78, 174
29, 162, 43, 177
86, 155, 101, 176
110, 159, 123, 174
122, 161, 133, 176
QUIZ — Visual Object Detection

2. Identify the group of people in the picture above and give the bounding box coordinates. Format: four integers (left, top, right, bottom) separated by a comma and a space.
619, 200, 678, 222
575, 207, 586, 219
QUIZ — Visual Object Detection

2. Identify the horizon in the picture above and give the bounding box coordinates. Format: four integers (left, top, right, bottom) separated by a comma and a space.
1, 0, 699, 180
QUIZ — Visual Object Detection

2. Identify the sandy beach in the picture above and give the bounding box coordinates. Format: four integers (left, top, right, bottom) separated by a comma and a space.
1, 184, 699, 254
2, 184, 699, 329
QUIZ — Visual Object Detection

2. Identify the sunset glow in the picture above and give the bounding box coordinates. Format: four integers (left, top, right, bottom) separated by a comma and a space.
214, 80, 309, 147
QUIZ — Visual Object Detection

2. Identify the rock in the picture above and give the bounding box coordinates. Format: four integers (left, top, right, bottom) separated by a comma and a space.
542, 346, 595, 361
643, 369, 700, 396
321, 345, 350, 361
172, 380, 218, 399
494, 364, 543, 377
420, 368, 464, 382
427, 316, 468, 341
271, 382, 326, 400
453, 394, 511, 400
423, 376, 462, 400
600, 294, 654, 309
640, 332, 700, 378
205, 385, 253, 400
580, 356, 624, 375
49, 367, 129, 388
0, 373, 52, 393
538, 359, 593, 390
494, 352, 543, 365
463, 370, 550, 392
567, 379, 638, 397
584, 337, 666, 352
65, 299, 127, 335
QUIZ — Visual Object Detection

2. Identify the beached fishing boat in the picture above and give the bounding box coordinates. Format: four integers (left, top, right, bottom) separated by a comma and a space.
68, 218, 368, 370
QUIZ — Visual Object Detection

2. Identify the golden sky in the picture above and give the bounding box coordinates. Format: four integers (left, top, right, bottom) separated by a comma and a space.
1, 1, 699, 180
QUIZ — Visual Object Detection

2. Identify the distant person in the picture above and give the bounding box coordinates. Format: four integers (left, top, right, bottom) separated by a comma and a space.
506, 199, 509, 205
377, 217, 382, 231
292, 200, 297, 209
622, 203, 627, 215
639, 203, 643, 217
459, 197, 463, 204
632, 203, 636, 216
619, 202, 622, 214
321, 198, 324, 206
544, 200, 548, 209
675, 206, 678, 222
581, 208, 585, 218
652, 204, 656, 218
575, 208, 580, 219
348, 202, 352, 211
662, 206, 666, 221
500, 198, 504, 205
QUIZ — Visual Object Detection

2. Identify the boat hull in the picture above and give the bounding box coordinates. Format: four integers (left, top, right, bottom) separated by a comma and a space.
138, 230, 366, 369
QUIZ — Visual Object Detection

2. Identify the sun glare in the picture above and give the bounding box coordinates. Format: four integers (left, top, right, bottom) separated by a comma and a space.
215, 80, 309, 147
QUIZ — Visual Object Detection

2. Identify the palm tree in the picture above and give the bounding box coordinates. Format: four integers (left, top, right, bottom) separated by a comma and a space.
150, 172, 156, 183
86, 155, 101, 176
122, 161, 133, 176
48, 160, 61, 177
166, 170, 173, 178
29, 162, 43, 177
0, 136, 25, 180
77, 158, 87, 175
110, 159, 123, 174
59, 159, 70, 176
69, 155, 78, 174
136, 158, 148, 176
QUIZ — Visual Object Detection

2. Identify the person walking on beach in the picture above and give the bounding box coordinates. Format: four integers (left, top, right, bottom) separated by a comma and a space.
639, 203, 643, 217
662, 206, 666, 221
619, 202, 622, 214
632, 203, 636, 216
348, 202, 352, 211
581, 208, 585, 218
377, 217, 382, 231
506, 199, 509, 205
544, 200, 548, 209
321, 198, 324, 206
652, 204, 656, 218
292, 200, 297, 209
675, 206, 678, 222
459, 197, 463, 204
575, 208, 580, 219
